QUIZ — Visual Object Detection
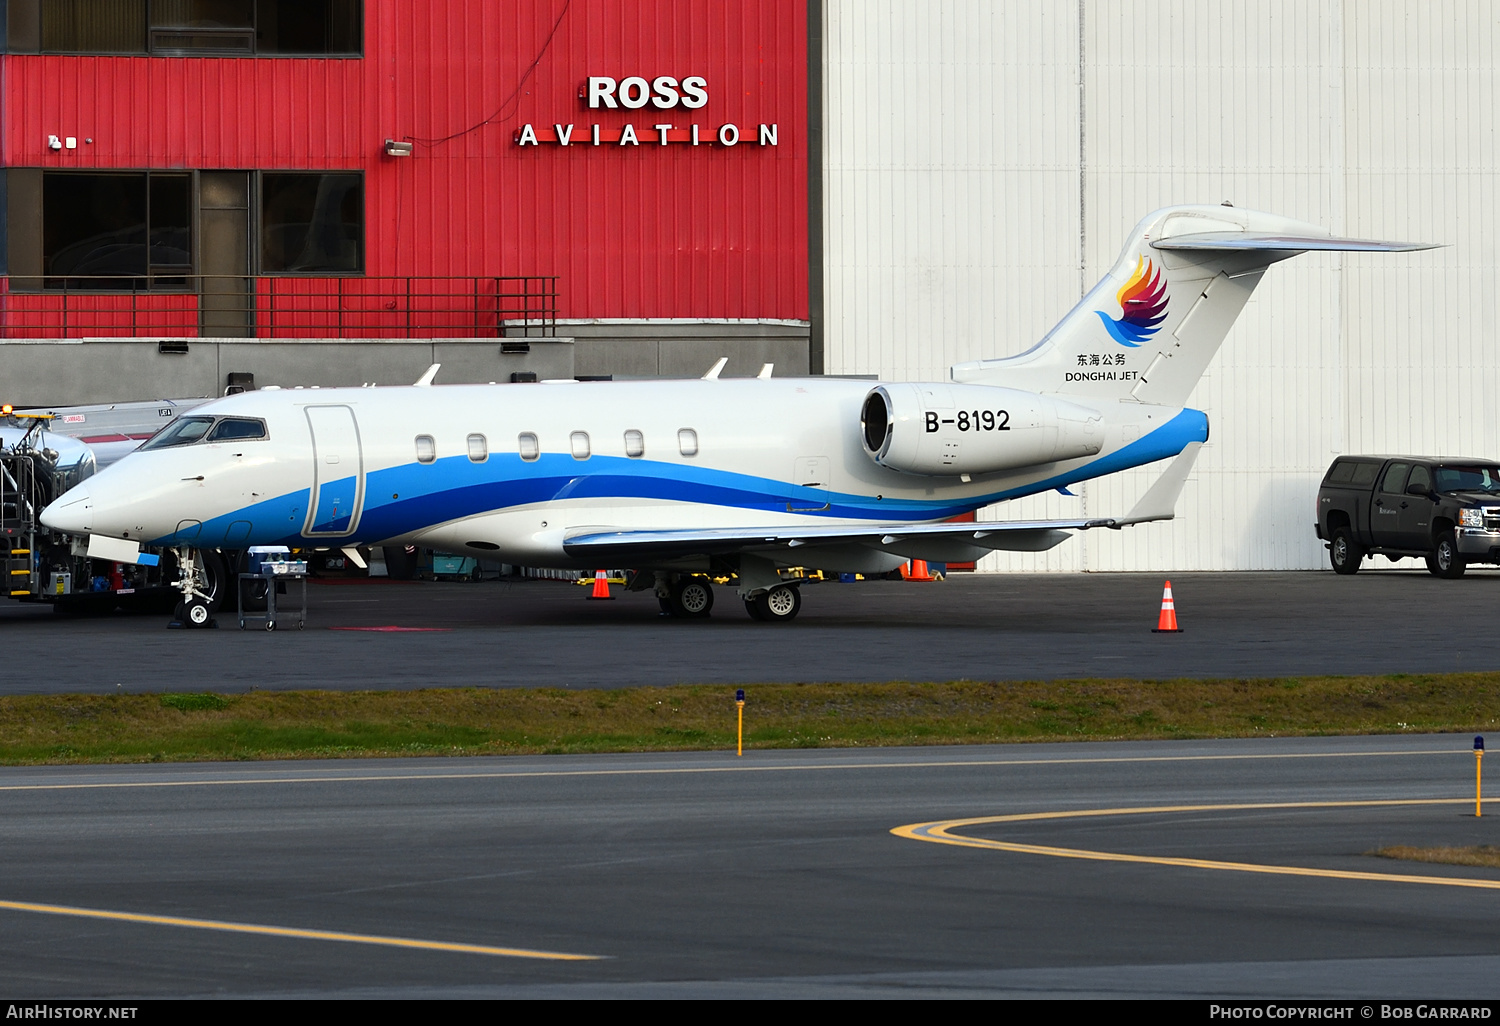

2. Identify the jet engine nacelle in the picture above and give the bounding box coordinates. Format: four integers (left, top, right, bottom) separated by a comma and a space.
861, 383, 1104, 476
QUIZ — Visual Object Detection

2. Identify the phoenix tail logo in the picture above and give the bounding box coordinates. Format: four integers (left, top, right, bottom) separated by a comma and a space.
1096, 255, 1168, 347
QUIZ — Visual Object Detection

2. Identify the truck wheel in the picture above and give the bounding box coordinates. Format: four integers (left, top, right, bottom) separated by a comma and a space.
1434, 532, 1466, 578
1329, 527, 1362, 575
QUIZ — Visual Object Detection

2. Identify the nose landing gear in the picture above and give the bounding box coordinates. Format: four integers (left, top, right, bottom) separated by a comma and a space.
168, 546, 223, 629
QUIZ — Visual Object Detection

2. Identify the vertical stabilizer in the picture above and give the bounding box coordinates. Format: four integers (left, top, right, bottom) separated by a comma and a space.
951, 205, 1435, 408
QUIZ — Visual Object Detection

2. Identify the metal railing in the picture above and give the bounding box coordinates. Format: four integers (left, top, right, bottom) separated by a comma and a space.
0, 275, 559, 339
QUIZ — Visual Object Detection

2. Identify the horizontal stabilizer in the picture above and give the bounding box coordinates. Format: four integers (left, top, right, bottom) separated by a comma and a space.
1152, 232, 1439, 253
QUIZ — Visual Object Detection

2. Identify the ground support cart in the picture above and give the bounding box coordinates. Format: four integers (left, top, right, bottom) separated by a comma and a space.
237, 564, 307, 631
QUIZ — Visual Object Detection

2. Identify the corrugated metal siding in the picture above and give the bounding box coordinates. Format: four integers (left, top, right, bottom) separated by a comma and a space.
3, 0, 809, 321
823, 1, 1081, 385
825, 0, 1500, 572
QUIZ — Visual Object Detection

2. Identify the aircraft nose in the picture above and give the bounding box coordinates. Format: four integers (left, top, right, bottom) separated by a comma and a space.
40, 482, 92, 534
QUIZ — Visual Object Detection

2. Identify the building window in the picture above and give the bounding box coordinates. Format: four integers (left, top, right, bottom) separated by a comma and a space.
260, 173, 363, 274
32, 0, 361, 56
41, 0, 146, 53
570, 431, 591, 460
678, 428, 698, 457
43, 171, 191, 289
466, 433, 488, 463
414, 435, 435, 464
518, 432, 540, 461
624, 429, 644, 458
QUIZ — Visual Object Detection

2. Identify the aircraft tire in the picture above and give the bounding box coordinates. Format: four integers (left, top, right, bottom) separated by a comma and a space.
751, 584, 801, 623
658, 596, 676, 617
383, 545, 420, 580
182, 598, 212, 628
743, 597, 767, 621
670, 576, 714, 618
196, 549, 229, 612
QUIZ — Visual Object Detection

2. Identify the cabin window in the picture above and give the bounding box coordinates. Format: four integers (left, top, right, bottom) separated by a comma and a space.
570, 431, 591, 460
414, 434, 436, 464
677, 428, 698, 457
518, 432, 540, 461
466, 433, 488, 463
624, 429, 645, 458
206, 417, 267, 442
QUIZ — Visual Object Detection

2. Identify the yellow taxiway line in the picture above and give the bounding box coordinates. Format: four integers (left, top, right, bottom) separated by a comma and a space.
0, 748, 1465, 793
894, 798, 1500, 890
0, 898, 603, 960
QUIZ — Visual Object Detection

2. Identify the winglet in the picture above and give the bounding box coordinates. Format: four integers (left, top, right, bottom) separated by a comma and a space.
702, 357, 728, 380
1113, 442, 1204, 527
413, 363, 441, 388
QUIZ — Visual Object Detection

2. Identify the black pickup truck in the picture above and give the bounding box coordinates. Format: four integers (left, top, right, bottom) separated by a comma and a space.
1316, 456, 1500, 577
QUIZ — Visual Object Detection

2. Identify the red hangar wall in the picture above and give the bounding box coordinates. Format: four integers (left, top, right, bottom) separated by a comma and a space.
0, 0, 810, 393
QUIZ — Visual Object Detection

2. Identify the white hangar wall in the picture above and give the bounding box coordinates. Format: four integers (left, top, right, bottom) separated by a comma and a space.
821, 0, 1500, 572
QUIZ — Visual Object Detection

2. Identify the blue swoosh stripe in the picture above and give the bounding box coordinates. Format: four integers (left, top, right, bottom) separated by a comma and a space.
148, 408, 1209, 549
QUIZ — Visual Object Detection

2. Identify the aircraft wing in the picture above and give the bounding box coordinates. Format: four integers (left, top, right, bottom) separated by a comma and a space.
563, 443, 1202, 562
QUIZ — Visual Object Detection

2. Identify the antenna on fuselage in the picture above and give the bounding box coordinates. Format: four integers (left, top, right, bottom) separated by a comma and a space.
413, 364, 441, 387
702, 357, 727, 380
757, 363, 774, 379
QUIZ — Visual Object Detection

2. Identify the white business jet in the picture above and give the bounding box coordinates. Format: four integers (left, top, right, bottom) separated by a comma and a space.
40, 205, 1433, 625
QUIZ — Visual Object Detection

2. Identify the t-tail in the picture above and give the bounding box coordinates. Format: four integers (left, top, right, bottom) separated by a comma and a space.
951, 204, 1437, 407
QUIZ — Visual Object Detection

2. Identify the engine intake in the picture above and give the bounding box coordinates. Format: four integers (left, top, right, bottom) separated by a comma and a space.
861, 383, 1103, 476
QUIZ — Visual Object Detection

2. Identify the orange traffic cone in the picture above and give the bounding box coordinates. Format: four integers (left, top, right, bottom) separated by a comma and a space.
905, 559, 934, 582
1152, 580, 1182, 633
587, 569, 614, 600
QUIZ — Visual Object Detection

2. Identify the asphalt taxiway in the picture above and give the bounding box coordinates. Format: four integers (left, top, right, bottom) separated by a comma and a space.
2, 734, 1498, 998
2, 569, 1499, 694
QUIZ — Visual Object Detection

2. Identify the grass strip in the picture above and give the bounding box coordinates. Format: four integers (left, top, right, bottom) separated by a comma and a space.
2, 671, 1499, 765
1372, 846, 1500, 869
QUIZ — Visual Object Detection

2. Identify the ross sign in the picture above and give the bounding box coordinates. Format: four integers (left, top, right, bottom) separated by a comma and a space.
515, 75, 778, 149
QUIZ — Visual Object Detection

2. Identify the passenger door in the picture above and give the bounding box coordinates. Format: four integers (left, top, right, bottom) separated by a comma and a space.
1397, 463, 1437, 550
1371, 461, 1410, 548
303, 405, 365, 538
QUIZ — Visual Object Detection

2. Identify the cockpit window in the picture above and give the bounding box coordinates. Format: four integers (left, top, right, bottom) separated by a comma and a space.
140, 416, 268, 450
140, 417, 215, 450
207, 418, 268, 442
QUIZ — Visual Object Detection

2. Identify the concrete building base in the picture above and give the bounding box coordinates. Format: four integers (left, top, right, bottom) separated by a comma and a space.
564, 320, 810, 379
1, 321, 812, 406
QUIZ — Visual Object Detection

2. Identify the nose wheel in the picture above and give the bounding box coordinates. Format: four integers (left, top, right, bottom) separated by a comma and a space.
174, 597, 214, 629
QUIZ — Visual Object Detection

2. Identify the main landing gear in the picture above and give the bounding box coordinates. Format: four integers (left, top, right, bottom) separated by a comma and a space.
744, 584, 801, 623
652, 572, 802, 623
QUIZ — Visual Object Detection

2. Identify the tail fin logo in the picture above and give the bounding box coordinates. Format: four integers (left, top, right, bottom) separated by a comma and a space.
1096, 255, 1168, 347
